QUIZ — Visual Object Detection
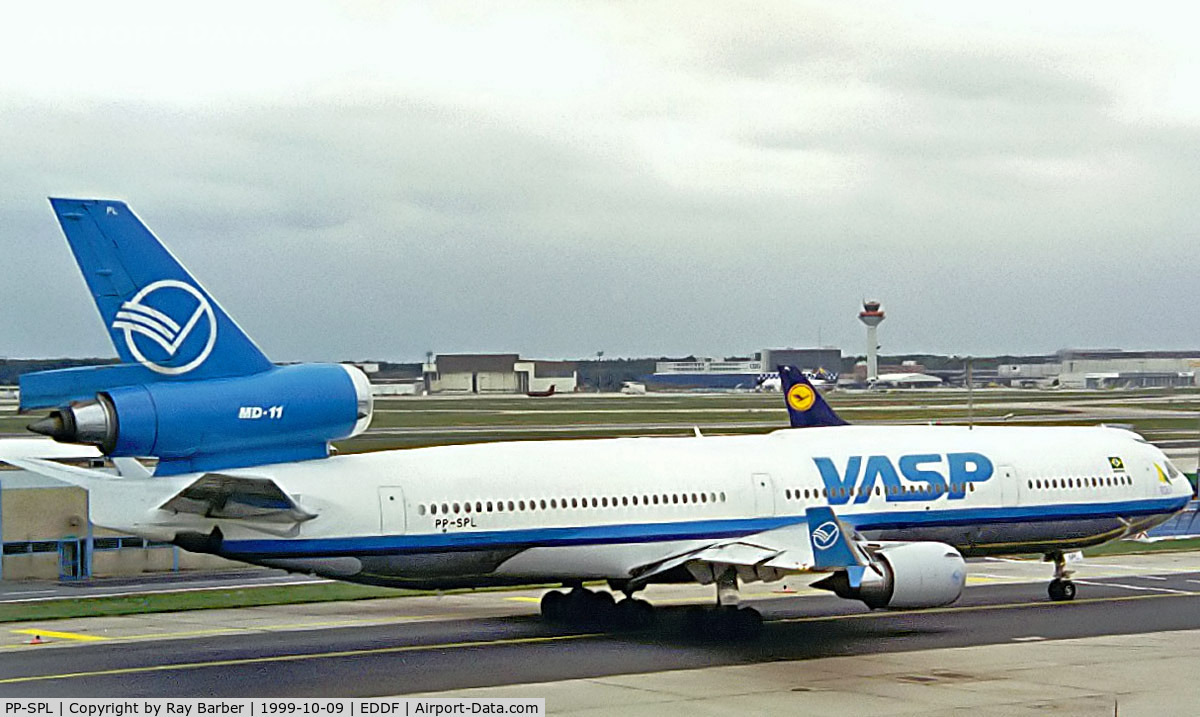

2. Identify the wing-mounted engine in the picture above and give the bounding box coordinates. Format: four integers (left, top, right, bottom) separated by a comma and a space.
22, 363, 373, 476
814, 541, 966, 609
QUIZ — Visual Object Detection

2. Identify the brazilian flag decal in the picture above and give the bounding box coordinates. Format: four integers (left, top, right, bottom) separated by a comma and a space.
1109, 456, 1126, 472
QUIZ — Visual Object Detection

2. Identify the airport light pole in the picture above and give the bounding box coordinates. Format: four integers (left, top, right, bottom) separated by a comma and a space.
967, 356, 974, 430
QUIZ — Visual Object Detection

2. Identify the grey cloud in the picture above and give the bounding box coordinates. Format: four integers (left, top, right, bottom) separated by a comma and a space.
1, 5, 1198, 362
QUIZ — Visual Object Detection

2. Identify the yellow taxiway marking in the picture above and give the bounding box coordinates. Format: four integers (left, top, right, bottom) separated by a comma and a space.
10, 629, 106, 642
0, 632, 603, 685
2, 614, 466, 648
506, 597, 542, 603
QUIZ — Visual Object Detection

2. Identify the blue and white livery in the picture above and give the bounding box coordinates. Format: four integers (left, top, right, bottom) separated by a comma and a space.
8, 198, 1193, 634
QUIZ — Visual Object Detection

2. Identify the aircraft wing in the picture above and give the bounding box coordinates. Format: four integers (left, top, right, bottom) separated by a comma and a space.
158, 473, 316, 524
627, 506, 871, 589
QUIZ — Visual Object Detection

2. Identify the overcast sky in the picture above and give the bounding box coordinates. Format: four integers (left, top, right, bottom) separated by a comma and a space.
1, 2, 1197, 362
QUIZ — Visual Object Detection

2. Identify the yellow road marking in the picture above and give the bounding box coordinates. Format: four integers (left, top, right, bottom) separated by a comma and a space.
10, 629, 106, 642
1, 614, 467, 648
506, 597, 542, 603
0, 632, 603, 685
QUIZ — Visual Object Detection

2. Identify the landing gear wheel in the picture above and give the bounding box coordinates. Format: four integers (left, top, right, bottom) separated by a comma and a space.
540, 590, 568, 622
614, 598, 656, 630
1048, 578, 1076, 602
732, 606, 764, 638
684, 606, 763, 641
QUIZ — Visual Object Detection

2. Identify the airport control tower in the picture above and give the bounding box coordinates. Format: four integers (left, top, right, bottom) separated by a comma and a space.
858, 300, 885, 382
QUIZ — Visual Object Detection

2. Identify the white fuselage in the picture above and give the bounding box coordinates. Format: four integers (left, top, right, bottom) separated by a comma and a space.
92, 425, 1192, 589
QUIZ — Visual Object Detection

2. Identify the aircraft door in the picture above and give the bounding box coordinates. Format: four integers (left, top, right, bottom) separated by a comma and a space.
378, 487, 407, 534
998, 465, 1019, 507
752, 473, 777, 516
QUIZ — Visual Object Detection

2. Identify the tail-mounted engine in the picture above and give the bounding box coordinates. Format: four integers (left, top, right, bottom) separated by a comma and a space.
814, 541, 966, 609
25, 363, 373, 476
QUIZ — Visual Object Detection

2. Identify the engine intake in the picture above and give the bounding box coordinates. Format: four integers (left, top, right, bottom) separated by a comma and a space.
29, 363, 373, 475
814, 541, 965, 609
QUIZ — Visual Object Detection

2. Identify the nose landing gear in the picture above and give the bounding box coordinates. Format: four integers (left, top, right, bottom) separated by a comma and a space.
1046, 552, 1077, 602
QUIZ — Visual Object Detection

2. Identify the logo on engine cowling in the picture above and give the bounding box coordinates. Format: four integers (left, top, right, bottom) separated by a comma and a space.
111, 279, 217, 375
811, 521, 841, 551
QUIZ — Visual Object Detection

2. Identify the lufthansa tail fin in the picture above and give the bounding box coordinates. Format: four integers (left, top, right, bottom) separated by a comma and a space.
779, 365, 848, 428
47, 198, 273, 381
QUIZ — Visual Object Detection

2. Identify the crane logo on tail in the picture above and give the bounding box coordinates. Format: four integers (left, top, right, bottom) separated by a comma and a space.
111, 279, 217, 375
786, 383, 816, 412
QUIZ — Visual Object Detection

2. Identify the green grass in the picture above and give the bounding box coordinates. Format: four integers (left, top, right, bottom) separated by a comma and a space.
1083, 536, 1200, 557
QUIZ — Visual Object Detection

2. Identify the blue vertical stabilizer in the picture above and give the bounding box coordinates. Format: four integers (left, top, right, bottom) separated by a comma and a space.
47, 198, 273, 381
778, 365, 849, 428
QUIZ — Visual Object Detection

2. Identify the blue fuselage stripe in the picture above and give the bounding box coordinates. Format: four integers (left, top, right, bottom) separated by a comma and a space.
221, 496, 1190, 558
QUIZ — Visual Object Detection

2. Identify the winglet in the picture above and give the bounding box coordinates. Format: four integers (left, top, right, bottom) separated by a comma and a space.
779, 365, 848, 428
806, 505, 866, 584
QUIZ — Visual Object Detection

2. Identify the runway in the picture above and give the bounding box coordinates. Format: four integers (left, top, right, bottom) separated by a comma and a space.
4, 554, 1200, 698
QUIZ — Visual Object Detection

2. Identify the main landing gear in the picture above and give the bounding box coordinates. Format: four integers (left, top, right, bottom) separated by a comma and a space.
1046, 552, 1077, 602
682, 568, 763, 639
539, 569, 764, 639
540, 587, 655, 629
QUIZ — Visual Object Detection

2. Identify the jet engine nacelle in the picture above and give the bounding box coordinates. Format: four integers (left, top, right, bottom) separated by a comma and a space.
31, 363, 373, 476
817, 541, 966, 610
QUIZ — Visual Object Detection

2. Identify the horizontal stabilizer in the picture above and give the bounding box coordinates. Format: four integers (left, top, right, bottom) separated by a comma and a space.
158, 473, 316, 523
0, 438, 102, 462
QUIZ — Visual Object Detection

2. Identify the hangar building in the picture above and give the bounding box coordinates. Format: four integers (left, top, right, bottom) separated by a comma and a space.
998, 350, 1200, 389
422, 354, 578, 394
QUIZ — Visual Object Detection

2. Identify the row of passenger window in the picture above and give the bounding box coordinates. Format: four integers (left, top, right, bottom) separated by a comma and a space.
416, 491, 729, 517
1028, 475, 1131, 490
783, 483, 978, 500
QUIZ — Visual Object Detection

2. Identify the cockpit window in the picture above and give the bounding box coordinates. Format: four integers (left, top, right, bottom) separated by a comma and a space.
1166, 461, 1184, 480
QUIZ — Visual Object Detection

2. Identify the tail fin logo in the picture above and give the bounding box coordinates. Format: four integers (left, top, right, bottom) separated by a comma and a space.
111, 279, 217, 375
786, 383, 816, 412
811, 521, 841, 551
